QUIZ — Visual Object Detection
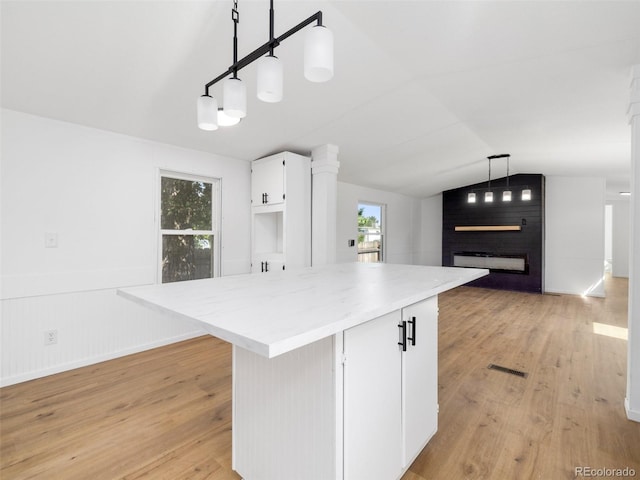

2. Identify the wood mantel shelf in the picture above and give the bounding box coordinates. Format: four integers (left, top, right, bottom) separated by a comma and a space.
455, 225, 522, 232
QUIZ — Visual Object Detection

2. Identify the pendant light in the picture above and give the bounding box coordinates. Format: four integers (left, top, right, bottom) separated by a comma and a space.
484, 157, 493, 202
224, 76, 247, 118
257, 54, 283, 102
304, 25, 334, 82
197, 95, 218, 131
502, 154, 512, 202
522, 189, 532, 201
197, 0, 333, 130
467, 192, 477, 203
218, 108, 241, 126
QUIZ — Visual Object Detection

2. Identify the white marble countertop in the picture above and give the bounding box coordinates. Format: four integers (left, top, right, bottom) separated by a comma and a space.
118, 263, 488, 358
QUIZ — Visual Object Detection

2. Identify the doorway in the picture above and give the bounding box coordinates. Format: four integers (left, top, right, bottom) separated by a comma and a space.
357, 202, 384, 263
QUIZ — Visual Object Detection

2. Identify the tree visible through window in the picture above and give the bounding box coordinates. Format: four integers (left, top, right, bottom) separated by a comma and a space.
160, 175, 218, 283
357, 203, 383, 263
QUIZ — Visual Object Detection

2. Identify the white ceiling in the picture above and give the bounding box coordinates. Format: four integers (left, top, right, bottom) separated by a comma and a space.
2, 1, 639, 198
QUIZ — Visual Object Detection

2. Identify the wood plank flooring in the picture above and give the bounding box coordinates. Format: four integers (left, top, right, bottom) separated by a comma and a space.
2, 275, 639, 479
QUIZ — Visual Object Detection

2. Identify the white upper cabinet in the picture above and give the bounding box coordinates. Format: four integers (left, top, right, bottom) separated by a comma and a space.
251, 155, 285, 206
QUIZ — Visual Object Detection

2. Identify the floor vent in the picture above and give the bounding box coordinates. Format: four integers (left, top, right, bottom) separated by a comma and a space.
487, 363, 528, 378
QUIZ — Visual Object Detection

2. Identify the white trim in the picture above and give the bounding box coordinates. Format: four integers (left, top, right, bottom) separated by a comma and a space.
0, 331, 205, 388
625, 397, 640, 423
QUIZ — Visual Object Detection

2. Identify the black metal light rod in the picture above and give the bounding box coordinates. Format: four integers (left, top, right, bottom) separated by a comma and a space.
487, 154, 510, 160
204, 10, 323, 94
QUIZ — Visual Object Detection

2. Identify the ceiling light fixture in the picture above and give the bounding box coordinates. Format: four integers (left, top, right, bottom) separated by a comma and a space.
197, 0, 333, 130
468, 154, 531, 205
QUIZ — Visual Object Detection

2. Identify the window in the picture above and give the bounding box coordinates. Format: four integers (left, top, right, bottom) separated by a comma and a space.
357, 203, 384, 263
159, 173, 220, 283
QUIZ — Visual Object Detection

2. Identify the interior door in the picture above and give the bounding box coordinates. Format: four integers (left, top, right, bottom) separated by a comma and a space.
343, 311, 402, 480
402, 297, 438, 466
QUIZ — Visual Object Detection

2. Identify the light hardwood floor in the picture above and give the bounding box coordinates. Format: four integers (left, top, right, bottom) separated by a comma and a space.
1, 276, 639, 479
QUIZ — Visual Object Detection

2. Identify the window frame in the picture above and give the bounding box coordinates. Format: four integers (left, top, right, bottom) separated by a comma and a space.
157, 170, 221, 283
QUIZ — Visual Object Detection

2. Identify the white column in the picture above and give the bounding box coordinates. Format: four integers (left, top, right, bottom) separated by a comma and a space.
626, 64, 640, 422
311, 144, 340, 266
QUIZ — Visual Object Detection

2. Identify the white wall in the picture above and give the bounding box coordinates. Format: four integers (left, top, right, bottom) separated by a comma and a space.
545, 176, 606, 297
417, 194, 442, 266
605, 204, 613, 271
0, 109, 251, 386
336, 182, 422, 265
611, 200, 630, 278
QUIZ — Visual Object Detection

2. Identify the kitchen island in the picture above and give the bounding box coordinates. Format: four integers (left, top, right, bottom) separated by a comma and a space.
118, 263, 487, 480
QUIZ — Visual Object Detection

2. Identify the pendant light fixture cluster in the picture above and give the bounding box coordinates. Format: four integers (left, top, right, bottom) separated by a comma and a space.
197, 0, 334, 130
467, 154, 532, 204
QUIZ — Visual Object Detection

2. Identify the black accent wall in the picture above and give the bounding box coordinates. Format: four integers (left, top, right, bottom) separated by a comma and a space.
442, 174, 545, 293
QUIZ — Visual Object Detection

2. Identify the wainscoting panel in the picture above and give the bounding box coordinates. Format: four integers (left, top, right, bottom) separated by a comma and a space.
0, 289, 203, 386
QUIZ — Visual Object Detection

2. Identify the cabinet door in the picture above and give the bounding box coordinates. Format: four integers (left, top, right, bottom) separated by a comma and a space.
251, 156, 284, 206
344, 311, 402, 480
402, 297, 438, 466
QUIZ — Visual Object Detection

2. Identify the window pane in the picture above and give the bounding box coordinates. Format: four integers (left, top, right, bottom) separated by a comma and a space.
161, 177, 212, 230
162, 235, 213, 283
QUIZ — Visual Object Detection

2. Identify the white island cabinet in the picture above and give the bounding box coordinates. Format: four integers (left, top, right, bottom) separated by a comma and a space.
117, 263, 488, 480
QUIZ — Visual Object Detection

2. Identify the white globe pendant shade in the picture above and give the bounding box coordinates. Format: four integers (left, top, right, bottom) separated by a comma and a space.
257, 54, 283, 103
197, 95, 218, 131
223, 77, 247, 118
218, 108, 241, 127
304, 25, 334, 82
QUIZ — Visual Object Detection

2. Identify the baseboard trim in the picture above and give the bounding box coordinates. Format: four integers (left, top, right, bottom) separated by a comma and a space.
0, 331, 205, 388
625, 397, 640, 423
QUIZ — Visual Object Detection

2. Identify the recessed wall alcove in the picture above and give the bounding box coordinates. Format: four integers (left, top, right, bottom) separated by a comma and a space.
442, 174, 545, 293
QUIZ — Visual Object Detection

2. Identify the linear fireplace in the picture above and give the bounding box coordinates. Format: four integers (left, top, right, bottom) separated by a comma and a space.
453, 252, 528, 274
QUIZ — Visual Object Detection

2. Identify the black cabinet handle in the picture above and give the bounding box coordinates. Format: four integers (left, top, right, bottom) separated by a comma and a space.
408, 316, 416, 346
398, 321, 407, 351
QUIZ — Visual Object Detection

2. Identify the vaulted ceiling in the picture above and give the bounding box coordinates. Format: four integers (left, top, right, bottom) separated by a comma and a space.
2, 1, 639, 198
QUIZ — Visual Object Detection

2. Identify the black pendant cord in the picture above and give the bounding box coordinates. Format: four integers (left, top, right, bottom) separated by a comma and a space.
506, 156, 510, 189
487, 153, 511, 190
269, 0, 275, 56
203, 1, 324, 96
232, 0, 239, 79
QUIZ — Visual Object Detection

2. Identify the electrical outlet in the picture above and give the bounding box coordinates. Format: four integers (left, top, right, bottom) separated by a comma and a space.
44, 329, 58, 346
